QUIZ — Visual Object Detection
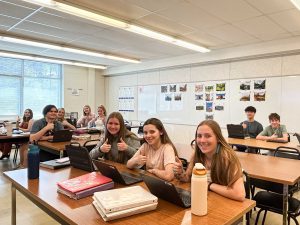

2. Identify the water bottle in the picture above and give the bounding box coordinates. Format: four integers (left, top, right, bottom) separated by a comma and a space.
28, 144, 40, 179
191, 163, 207, 216
16, 116, 20, 130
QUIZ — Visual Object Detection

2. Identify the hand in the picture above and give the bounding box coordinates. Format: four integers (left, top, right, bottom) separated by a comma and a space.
117, 137, 128, 151
242, 123, 247, 129
173, 156, 183, 175
136, 154, 147, 166
270, 134, 278, 140
100, 139, 111, 153
45, 122, 54, 131
148, 168, 156, 175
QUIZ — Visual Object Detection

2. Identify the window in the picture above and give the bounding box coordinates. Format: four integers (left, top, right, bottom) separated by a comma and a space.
0, 57, 62, 119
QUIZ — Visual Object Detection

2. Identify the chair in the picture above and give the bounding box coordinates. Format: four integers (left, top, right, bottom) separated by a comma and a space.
83, 140, 99, 152
13, 144, 20, 163
253, 147, 300, 225
243, 170, 251, 225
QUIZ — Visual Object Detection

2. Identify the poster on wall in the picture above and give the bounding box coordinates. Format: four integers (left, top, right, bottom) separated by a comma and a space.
159, 83, 186, 111
119, 86, 135, 112
253, 79, 266, 101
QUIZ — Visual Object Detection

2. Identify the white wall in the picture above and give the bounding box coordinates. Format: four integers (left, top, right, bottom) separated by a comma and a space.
104, 51, 300, 145
64, 65, 105, 117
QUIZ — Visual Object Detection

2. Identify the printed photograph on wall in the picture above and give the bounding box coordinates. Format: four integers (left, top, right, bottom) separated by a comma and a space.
216, 83, 226, 91
216, 93, 226, 100
254, 91, 266, 101
195, 84, 204, 92
254, 79, 266, 89
206, 102, 213, 112
196, 105, 204, 110
205, 85, 214, 92
165, 94, 172, 101
179, 84, 187, 92
239, 92, 250, 101
205, 93, 214, 101
195, 94, 204, 100
174, 94, 182, 101
161, 85, 168, 93
240, 80, 251, 90
205, 113, 214, 120
169, 84, 176, 92
215, 105, 224, 111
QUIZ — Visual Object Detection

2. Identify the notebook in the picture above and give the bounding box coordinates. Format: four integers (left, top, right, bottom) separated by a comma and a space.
227, 124, 250, 139
93, 186, 157, 213
142, 174, 191, 208
65, 143, 95, 172
93, 200, 157, 221
92, 159, 143, 185
47, 130, 73, 142
40, 157, 70, 169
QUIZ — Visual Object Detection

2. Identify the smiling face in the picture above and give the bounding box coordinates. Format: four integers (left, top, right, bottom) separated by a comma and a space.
24, 109, 31, 118
196, 124, 218, 157
83, 106, 90, 115
270, 118, 280, 129
245, 111, 255, 121
143, 124, 162, 147
106, 117, 120, 135
57, 109, 65, 119
98, 108, 104, 117
46, 107, 58, 120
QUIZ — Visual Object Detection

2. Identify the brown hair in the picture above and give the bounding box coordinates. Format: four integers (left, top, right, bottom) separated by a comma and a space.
194, 120, 242, 187
83, 105, 92, 116
23, 108, 33, 122
104, 112, 138, 162
268, 113, 280, 121
143, 118, 178, 156
98, 105, 107, 116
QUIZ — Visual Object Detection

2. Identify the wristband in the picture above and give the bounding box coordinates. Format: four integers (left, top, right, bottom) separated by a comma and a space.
208, 182, 213, 191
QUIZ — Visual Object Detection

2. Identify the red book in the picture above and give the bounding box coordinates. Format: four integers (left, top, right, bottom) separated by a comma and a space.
57, 172, 112, 193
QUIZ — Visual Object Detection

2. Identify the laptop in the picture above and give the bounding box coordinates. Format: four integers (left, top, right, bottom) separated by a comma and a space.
65, 143, 95, 172
92, 159, 143, 185
142, 174, 191, 208
227, 124, 250, 139
48, 130, 72, 142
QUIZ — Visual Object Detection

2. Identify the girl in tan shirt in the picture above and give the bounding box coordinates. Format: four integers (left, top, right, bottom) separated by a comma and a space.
127, 118, 177, 181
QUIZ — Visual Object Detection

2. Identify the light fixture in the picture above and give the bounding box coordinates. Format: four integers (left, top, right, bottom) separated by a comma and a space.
0, 51, 107, 69
0, 35, 140, 63
290, 0, 300, 10
20, 0, 210, 53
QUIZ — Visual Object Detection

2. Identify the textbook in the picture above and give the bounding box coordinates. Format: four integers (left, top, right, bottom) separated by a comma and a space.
57, 181, 114, 200
40, 157, 70, 169
57, 172, 113, 199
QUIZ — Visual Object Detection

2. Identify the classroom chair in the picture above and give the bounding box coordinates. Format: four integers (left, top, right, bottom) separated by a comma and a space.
253, 147, 300, 225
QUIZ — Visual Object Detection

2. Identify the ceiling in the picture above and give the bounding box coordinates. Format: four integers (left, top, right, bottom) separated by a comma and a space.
0, 0, 300, 68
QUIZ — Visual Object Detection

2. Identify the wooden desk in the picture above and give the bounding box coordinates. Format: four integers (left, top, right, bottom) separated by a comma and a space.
38, 135, 100, 158
227, 137, 299, 151
0, 133, 29, 144
4, 164, 255, 225
236, 152, 300, 225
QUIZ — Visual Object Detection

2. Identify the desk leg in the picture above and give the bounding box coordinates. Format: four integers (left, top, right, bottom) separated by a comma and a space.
282, 184, 288, 225
59, 151, 63, 158
11, 184, 16, 225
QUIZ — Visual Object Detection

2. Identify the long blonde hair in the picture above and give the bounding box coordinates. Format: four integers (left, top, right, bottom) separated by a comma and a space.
194, 120, 242, 187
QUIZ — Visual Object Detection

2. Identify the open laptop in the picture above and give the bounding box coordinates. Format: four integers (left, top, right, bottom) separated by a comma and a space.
227, 124, 250, 139
142, 174, 191, 208
92, 159, 143, 185
48, 130, 72, 142
65, 143, 94, 172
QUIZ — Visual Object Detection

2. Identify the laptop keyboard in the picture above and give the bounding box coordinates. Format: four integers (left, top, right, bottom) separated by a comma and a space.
122, 174, 141, 184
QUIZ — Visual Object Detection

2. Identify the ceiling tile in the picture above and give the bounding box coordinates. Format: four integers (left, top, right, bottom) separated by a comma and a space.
206, 24, 259, 43
185, 31, 229, 48
61, 0, 151, 21
1, 0, 40, 9
157, 1, 226, 30
137, 13, 195, 36
269, 9, 300, 32
245, 0, 294, 14
0, 0, 36, 19
188, 0, 262, 22
126, 0, 181, 12
234, 16, 288, 39
0, 14, 21, 28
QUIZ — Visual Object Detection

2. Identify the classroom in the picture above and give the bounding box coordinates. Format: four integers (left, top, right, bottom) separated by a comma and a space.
1, 1, 300, 225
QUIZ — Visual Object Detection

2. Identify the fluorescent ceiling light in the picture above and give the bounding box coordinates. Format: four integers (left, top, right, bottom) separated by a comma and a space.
290, 0, 300, 10
0, 51, 107, 69
0, 35, 140, 63
20, 0, 210, 53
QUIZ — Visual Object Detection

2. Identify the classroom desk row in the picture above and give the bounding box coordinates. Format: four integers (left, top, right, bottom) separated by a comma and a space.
4, 161, 255, 225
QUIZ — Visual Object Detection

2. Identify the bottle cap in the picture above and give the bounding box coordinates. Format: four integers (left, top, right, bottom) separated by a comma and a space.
193, 163, 206, 176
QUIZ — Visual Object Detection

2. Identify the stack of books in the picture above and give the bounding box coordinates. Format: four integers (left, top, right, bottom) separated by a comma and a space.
57, 172, 114, 200
40, 157, 70, 169
92, 186, 158, 221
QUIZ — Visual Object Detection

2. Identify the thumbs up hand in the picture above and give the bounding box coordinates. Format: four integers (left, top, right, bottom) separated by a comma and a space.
137, 151, 147, 166
173, 156, 183, 175
100, 139, 111, 153
117, 137, 128, 151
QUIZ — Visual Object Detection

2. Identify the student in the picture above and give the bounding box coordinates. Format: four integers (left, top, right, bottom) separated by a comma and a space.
88, 105, 107, 129
173, 120, 245, 202
57, 108, 76, 130
89, 112, 140, 164
127, 118, 177, 182
256, 113, 288, 142
77, 105, 95, 127
235, 106, 263, 153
